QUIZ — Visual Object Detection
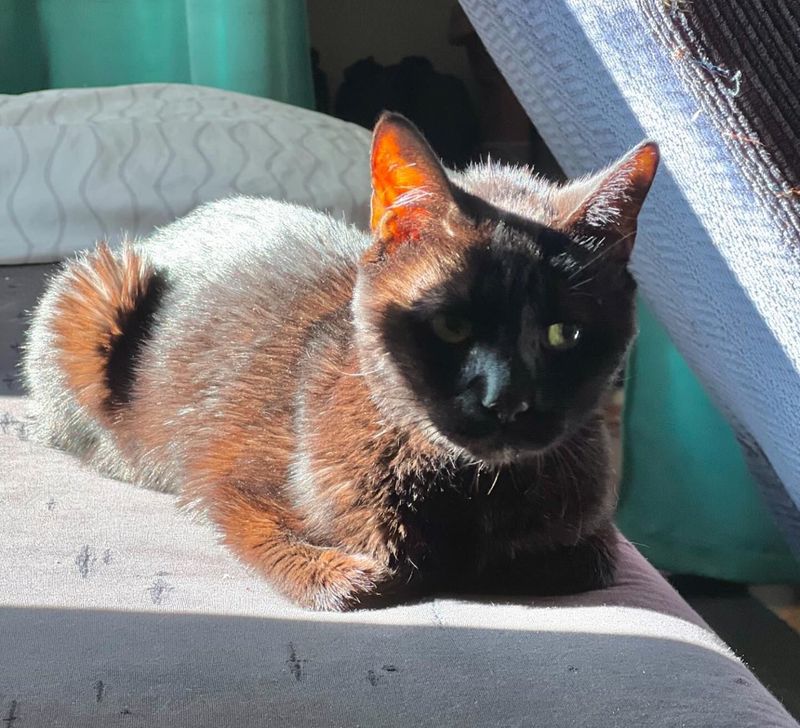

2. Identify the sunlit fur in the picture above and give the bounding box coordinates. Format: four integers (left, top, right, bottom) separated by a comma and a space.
24, 114, 658, 610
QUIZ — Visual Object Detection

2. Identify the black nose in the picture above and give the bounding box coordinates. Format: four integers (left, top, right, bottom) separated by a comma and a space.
482, 392, 530, 423
463, 348, 532, 424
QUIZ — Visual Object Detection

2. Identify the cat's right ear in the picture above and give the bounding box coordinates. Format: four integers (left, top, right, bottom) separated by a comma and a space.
369, 112, 455, 256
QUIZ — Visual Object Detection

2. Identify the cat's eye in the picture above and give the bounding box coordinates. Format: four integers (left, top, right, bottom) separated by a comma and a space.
545, 323, 582, 350
431, 313, 472, 344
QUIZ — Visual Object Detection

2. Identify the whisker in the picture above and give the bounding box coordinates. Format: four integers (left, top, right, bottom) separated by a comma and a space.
567, 229, 639, 282
487, 468, 501, 496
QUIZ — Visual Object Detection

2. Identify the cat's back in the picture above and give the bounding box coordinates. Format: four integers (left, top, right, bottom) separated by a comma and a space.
137, 196, 369, 405
139, 195, 369, 376
23, 196, 369, 489
143, 196, 369, 287
121, 197, 369, 486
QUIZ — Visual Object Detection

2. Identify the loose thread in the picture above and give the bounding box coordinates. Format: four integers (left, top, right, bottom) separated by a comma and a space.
664, 0, 693, 17
724, 131, 764, 147
672, 48, 742, 97
690, 57, 742, 97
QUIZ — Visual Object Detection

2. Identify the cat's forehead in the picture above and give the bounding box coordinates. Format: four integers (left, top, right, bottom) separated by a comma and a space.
420, 222, 580, 308
481, 217, 582, 273
450, 168, 583, 272
452, 162, 561, 226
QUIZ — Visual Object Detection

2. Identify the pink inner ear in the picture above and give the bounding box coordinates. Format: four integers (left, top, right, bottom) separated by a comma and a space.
627, 142, 660, 192
563, 142, 660, 237
609, 142, 660, 218
370, 129, 433, 232
369, 115, 452, 245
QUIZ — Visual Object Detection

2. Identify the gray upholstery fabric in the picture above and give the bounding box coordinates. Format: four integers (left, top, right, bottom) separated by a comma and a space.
459, 0, 800, 554
1, 263, 797, 726
0, 605, 792, 728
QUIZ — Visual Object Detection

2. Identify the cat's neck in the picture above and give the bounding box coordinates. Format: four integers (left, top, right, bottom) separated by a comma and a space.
294, 321, 614, 554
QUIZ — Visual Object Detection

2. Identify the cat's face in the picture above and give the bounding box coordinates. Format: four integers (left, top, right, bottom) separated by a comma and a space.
354, 113, 658, 463
378, 224, 636, 461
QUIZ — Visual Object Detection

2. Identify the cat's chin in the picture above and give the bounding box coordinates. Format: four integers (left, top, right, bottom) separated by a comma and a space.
465, 443, 556, 466
439, 415, 568, 465
448, 431, 565, 466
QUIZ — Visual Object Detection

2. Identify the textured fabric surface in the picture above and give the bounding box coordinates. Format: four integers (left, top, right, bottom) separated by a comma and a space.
2, 266, 798, 726
1, 608, 793, 728
641, 0, 800, 195
0, 84, 371, 264
459, 0, 800, 554
0, 270, 27, 396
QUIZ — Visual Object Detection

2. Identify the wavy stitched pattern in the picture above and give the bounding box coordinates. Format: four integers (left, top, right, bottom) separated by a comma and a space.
0, 84, 371, 265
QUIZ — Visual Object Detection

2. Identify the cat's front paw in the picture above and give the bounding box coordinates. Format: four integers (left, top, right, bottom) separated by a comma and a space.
299, 550, 386, 612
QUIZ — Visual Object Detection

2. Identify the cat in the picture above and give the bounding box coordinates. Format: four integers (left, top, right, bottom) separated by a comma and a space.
23, 113, 659, 610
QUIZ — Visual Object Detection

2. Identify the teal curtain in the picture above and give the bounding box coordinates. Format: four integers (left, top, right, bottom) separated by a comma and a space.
0, 0, 314, 108
617, 302, 800, 583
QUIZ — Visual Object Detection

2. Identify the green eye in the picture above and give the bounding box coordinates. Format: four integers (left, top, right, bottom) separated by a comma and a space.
545, 323, 582, 350
432, 313, 472, 344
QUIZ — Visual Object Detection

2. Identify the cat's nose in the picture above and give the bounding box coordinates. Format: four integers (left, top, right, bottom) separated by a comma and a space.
482, 394, 530, 424
470, 355, 531, 423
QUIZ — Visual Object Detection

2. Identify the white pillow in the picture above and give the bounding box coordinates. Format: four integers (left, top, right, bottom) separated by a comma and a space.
0, 84, 371, 264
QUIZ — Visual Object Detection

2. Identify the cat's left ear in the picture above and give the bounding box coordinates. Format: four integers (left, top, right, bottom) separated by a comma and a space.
558, 141, 660, 260
369, 112, 456, 253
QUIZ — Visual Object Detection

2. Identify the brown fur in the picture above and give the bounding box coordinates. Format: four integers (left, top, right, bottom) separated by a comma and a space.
25, 114, 659, 610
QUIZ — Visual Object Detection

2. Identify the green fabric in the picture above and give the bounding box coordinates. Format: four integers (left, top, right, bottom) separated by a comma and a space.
0, 0, 313, 108
617, 302, 800, 583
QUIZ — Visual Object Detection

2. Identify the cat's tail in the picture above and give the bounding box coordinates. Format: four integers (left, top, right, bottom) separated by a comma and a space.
23, 242, 162, 434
